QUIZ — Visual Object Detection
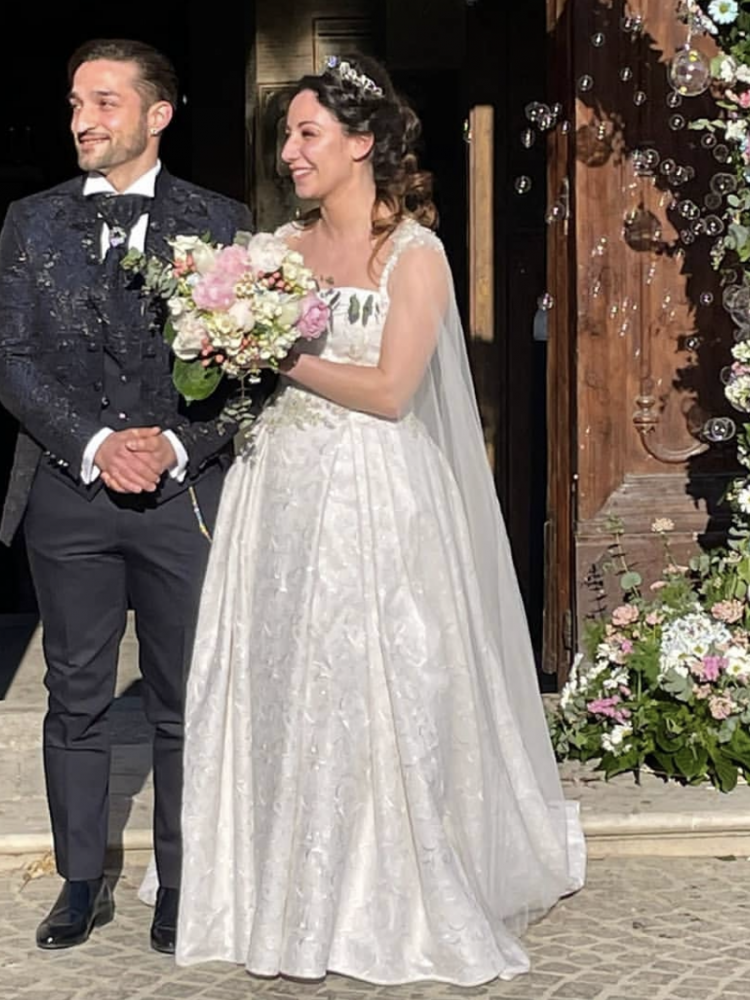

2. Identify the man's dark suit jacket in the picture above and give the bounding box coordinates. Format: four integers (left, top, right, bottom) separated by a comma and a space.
0, 167, 253, 545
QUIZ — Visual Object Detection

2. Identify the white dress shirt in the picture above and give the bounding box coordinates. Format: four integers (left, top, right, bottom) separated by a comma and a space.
80, 162, 188, 484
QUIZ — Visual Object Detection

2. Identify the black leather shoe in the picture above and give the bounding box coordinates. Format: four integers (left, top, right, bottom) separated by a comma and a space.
36, 877, 114, 950
150, 887, 179, 954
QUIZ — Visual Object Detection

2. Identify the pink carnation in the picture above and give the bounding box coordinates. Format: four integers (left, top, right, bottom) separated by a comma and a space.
709, 694, 735, 721
711, 600, 744, 624
696, 655, 726, 682
296, 293, 330, 339
612, 605, 639, 627
587, 695, 622, 718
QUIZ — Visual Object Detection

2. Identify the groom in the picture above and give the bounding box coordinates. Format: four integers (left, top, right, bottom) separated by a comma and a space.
0, 39, 251, 952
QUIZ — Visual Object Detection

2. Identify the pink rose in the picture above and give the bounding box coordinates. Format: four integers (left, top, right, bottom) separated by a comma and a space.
192, 273, 237, 311
296, 293, 330, 340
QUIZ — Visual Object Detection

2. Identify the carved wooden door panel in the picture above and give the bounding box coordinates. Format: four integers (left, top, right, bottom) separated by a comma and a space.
546, 0, 733, 682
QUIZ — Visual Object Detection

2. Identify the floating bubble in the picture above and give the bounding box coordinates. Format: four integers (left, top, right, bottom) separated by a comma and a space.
703, 417, 737, 442
680, 229, 696, 244
619, 67, 634, 82
711, 172, 737, 196
521, 129, 535, 148
592, 32, 606, 47
704, 215, 725, 236
538, 114, 555, 131
560, 120, 572, 134
537, 292, 555, 311
578, 75, 594, 93
525, 102, 548, 123
666, 91, 683, 108
704, 192, 723, 210
678, 200, 700, 220
713, 144, 731, 163
723, 269, 739, 285
734, 325, 750, 342
633, 90, 647, 106
701, 132, 718, 149
621, 14, 644, 34
672, 166, 691, 185
551, 103, 563, 118
545, 202, 566, 224
700, 292, 714, 306
668, 114, 686, 130
683, 165, 696, 181
720, 366, 734, 385
685, 335, 702, 351
692, 219, 707, 235
723, 284, 750, 316
668, 47, 711, 97
514, 176, 532, 194
659, 158, 677, 176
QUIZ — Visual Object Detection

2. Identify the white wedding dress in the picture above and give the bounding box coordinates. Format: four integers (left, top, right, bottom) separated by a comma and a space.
164, 219, 585, 985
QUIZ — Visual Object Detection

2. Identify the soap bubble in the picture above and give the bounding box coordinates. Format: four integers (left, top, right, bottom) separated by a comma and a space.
668, 47, 711, 97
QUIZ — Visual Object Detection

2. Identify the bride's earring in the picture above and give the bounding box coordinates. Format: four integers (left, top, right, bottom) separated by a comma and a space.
150, 127, 160, 136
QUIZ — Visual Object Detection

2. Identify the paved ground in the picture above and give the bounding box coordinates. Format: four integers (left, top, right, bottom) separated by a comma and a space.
2, 856, 750, 1000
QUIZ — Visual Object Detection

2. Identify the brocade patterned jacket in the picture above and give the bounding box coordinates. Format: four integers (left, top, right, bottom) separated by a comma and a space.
0, 168, 253, 545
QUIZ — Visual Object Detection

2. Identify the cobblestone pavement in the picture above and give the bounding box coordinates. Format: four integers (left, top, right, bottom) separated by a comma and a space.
3, 857, 750, 1000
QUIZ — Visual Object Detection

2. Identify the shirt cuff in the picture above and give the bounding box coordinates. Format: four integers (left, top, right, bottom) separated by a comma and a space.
163, 430, 188, 482
81, 428, 113, 484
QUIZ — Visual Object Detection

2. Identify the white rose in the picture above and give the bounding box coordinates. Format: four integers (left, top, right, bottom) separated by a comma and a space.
168, 297, 188, 318
246, 233, 288, 274
737, 65, 750, 84
169, 234, 206, 259
228, 299, 256, 331
191, 242, 219, 275
277, 299, 302, 328
172, 314, 207, 360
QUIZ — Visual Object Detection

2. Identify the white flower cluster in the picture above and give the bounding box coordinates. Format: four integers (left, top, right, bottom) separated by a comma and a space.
601, 724, 633, 756
558, 651, 628, 716
659, 612, 731, 679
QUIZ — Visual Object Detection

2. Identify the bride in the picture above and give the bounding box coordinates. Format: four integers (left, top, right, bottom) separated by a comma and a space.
167, 53, 585, 985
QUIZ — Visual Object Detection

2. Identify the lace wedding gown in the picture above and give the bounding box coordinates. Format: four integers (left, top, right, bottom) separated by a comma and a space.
169, 220, 585, 985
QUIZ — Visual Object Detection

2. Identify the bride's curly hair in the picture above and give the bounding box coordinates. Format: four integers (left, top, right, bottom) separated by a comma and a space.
292, 55, 438, 246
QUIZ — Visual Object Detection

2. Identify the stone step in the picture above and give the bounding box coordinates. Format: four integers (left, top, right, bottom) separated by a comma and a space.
0, 613, 153, 869
5, 617, 750, 866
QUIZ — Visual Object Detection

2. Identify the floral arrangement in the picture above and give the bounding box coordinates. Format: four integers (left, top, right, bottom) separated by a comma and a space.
549, 2, 750, 792
549, 515, 750, 791
124, 231, 329, 403
680, 1, 750, 272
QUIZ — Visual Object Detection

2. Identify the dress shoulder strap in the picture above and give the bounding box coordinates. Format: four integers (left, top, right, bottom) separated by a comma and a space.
379, 218, 445, 296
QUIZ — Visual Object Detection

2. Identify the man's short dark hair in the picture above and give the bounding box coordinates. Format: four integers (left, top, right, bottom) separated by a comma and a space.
68, 38, 179, 109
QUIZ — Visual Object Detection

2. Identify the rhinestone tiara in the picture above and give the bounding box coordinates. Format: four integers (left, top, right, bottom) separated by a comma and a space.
325, 56, 384, 98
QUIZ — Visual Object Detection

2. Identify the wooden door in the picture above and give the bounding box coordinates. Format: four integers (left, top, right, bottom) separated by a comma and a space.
546, 0, 736, 682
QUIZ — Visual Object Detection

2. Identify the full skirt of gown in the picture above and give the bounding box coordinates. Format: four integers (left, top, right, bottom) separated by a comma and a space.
173, 370, 585, 985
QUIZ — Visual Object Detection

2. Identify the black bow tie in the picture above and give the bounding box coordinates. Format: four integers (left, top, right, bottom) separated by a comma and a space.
89, 193, 152, 247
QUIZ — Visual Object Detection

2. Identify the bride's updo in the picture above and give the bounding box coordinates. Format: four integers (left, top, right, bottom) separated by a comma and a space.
293, 54, 437, 237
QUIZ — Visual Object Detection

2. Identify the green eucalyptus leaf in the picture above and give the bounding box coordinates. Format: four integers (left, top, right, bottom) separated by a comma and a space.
620, 572, 642, 591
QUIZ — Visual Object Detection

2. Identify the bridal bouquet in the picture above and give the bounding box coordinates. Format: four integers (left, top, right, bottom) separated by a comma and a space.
123, 231, 330, 403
